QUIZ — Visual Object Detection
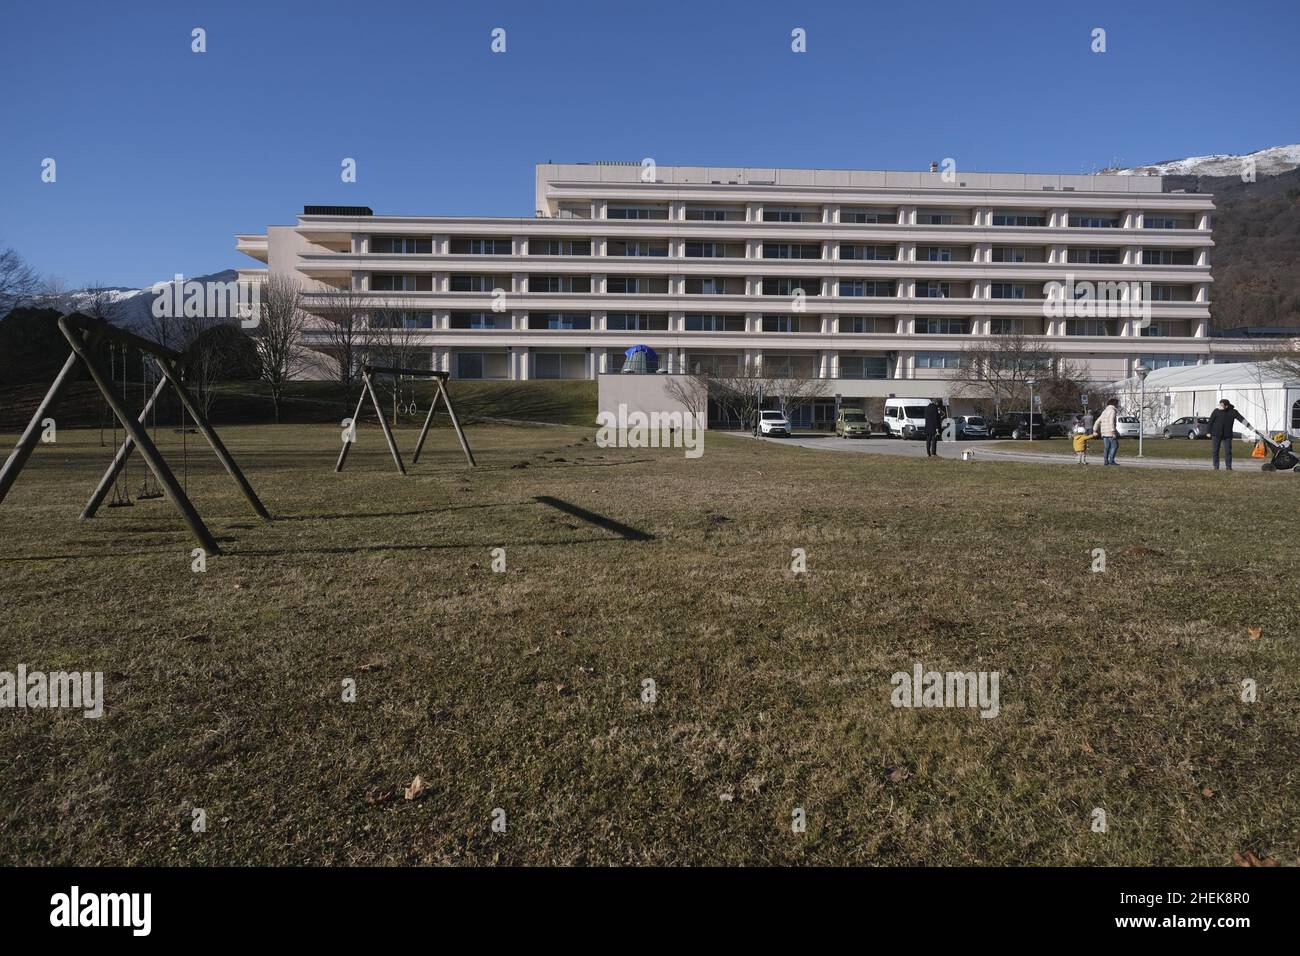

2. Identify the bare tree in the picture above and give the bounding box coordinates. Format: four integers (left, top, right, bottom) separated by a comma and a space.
662, 370, 711, 424
252, 274, 311, 423
952, 333, 1056, 417
708, 365, 767, 431
768, 373, 830, 424
304, 287, 377, 413
0, 247, 41, 313
182, 314, 239, 420
1259, 339, 1300, 384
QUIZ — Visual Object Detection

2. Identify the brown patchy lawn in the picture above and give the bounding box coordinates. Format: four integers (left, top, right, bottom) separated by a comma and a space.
0, 423, 1296, 865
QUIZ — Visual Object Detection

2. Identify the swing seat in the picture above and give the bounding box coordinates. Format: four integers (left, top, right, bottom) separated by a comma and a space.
106, 499, 134, 509
137, 490, 165, 501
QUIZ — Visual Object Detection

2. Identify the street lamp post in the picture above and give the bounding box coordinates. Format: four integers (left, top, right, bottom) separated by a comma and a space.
1135, 364, 1150, 458
1026, 377, 1037, 441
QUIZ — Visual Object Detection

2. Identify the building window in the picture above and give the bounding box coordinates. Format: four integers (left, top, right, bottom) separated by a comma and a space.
916, 282, 952, 299
371, 273, 433, 292
449, 312, 504, 330
838, 280, 893, 297
684, 314, 745, 332
921, 246, 953, 262
991, 246, 1029, 263
838, 356, 889, 379
990, 283, 1026, 299
534, 352, 589, 378
916, 317, 968, 334
764, 278, 819, 296
762, 243, 821, 259
372, 310, 433, 329
1142, 249, 1195, 265
761, 315, 794, 333
1065, 320, 1118, 336
449, 274, 504, 293
527, 312, 591, 330
606, 313, 669, 331
990, 318, 1025, 334
991, 213, 1046, 227
526, 275, 591, 293
1140, 354, 1199, 369
917, 212, 958, 225
371, 236, 432, 254
607, 205, 668, 220
840, 209, 893, 224
1070, 215, 1121, 228
1143, 217, 1178, 230
840, 316, 893, 334
608, 239, 668, 257
1067, 248, 1121, 264
915, 351, 962, 369
763, 208, 818, 223
456, 352, 509, 379
450, 238, 512, 255
685, 207, 743, 221
530, 239, 591, 256
840, 244, 895, 261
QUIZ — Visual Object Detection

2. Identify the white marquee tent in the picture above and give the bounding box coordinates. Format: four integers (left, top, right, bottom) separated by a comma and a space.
1109, 362, 1300, 438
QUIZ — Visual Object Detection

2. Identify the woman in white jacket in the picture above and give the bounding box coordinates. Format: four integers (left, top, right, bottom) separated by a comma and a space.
1093, 398, 1121, 466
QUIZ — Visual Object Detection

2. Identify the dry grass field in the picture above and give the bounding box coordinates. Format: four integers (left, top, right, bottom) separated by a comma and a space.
0, 421, 1296, 865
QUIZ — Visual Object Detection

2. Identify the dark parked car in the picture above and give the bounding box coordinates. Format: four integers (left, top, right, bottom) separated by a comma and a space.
1163, 416, 1211, 440
988, 413, 1055, 440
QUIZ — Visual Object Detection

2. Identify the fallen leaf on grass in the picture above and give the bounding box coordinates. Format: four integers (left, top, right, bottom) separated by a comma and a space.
1081, 741, 1094, 754
884, 767, 910, 784
404, 776, 428, 801
1232, 850, 1276, 867
363, 787, 396, 806
1247, 627, 1262, 640
1201, 787, 1214, 798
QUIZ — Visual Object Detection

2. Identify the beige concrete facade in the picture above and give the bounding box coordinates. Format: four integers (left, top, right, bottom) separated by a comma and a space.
237, 162, 1256, 407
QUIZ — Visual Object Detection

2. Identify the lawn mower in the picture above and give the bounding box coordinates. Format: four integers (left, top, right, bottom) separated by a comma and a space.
1241, 419, 1300, 473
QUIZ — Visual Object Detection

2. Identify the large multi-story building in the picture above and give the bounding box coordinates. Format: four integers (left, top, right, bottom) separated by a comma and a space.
236, 162, 1256, 422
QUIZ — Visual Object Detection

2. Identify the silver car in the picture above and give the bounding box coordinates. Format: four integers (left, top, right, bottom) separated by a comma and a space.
955, 415, 989, 439
1163, 416, 1211, 440
1116, 416, 1141, 438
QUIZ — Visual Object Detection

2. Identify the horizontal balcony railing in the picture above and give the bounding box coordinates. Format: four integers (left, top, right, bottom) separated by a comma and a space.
295, 221, 1214, 247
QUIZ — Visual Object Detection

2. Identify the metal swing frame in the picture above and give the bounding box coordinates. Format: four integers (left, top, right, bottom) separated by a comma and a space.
0, 314, 271, 555
334, 365, 475, 475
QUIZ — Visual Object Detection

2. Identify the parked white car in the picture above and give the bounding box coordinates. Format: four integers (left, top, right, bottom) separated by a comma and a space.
1116, 416, 1141, 437
755, 409, 791, 437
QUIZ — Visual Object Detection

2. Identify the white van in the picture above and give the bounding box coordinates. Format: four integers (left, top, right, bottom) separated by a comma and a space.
883, 398, 932, 439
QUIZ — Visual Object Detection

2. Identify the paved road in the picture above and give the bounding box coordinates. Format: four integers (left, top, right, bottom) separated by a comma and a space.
736, 432, 1264, 472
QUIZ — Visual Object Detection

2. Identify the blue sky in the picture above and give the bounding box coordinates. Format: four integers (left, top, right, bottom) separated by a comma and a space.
1, 0, 1296, 288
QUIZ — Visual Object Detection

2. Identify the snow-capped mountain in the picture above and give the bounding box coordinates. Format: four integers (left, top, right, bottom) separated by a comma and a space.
1102, 144, 1300, 178
34, 270, 241, 336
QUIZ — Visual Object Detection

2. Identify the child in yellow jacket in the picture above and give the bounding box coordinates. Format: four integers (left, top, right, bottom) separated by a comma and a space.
1072, 430, 1094, 464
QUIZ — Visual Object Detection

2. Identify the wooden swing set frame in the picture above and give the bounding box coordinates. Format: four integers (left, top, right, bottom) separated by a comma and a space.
0, 314, 270, 555
335, 365, 475, 475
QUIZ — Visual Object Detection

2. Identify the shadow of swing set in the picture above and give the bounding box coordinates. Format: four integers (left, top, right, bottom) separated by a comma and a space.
0, 319, 477, 556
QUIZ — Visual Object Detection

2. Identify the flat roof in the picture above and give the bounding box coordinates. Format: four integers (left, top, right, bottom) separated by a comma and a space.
538, 162, 1169, 195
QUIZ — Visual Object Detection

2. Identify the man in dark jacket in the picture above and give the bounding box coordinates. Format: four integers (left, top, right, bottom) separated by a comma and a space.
923, 398, 944, 458
1207, 399, 1245, 471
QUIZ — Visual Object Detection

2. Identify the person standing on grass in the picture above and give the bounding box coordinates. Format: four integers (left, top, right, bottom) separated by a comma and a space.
1094, 398, 1121, 466
924, 397, 943, 458
1207, 399, 1245, 471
